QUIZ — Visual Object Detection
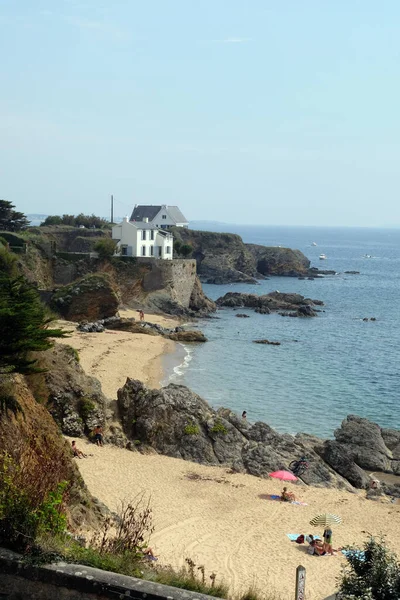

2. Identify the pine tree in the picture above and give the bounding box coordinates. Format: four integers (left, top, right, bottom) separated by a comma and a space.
0, 274, 67, 374
0, 200, 29, 232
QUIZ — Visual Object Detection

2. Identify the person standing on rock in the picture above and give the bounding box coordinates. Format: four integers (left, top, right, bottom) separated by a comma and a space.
242, 411, 247, 419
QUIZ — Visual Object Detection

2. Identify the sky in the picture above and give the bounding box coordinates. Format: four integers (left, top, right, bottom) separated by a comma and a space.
1, 1, 400, 227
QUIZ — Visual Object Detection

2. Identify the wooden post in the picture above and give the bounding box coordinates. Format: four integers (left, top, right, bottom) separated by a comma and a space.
295, 565, 306, 600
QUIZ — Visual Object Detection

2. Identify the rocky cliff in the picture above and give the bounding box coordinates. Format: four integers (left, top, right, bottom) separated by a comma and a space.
116, 379, 400, 496
0, 374, 104, 534
171, 227, 311, 283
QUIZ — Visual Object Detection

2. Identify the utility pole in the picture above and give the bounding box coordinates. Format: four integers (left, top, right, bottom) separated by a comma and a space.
111, 194, 114, 224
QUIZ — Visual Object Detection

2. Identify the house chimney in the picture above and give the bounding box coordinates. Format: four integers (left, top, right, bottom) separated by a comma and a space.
123, 216, 129, 222
143, 217, 149, 223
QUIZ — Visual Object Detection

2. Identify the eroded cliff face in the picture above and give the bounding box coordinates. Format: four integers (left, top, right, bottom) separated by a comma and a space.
0, 374, 102, 531
171, 227, 311, 282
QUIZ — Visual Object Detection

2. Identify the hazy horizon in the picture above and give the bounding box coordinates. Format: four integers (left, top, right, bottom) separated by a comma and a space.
3, 1, 400, 227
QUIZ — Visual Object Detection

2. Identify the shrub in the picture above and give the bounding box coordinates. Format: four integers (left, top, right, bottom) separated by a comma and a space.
0, 451, 68, 549
210, 419, 228, 435
78, 397, 96, 422
337, 536, 400, 599
152, 559, 229, 598
180, 243, 193, 258
94, 238, 117, 259
184, 423, 200, 435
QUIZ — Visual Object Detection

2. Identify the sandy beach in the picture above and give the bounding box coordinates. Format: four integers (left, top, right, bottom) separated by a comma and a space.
56, 309, 179, 397
69, 437, 400, 600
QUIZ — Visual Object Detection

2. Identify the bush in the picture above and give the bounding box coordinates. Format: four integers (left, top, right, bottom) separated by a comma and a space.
210, 419, 228, 435
0, 451, 68, 549
94, 238, 117, 260
184, 423, 200, 435
337, 536, 400, 599
180, 243, 193, 258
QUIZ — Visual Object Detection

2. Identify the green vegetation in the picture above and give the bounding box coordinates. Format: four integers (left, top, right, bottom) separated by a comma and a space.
184, 422, 200, 435
210, 419, 228, 435
0, 451, 68, 549
0, 273, 67, 374
78, 397, 96, 422
173, 238, 193, 258
41, 213, 111, 229
337, 536, 400, 599
0, 200, 29, 232
94, 237, 118, 259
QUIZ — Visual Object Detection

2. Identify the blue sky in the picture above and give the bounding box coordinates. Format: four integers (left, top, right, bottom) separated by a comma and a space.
1, 1, 400, 226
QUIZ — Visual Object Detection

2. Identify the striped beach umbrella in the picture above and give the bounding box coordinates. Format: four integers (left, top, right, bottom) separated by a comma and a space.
310, 513, 342, 527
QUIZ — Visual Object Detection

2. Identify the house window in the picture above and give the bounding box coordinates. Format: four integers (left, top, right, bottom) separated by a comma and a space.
141, 230, 146, 241
150, 230, 154, 240
158, 246, 162, 257
150, 246, 154, 256
166, 246, 171, 254
142, 245, 146, 256
121, 245, 128, 256
162, 215, 167, 219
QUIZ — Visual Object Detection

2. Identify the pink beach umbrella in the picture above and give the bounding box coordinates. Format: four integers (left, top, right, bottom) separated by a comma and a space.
269, 470, 298, 482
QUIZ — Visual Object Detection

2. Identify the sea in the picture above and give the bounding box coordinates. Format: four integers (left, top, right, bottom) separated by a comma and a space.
162, 225, 400, 439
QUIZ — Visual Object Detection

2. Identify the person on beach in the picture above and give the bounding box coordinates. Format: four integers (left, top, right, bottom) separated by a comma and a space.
323, 527, 334, 555
242, 411, 247, 419
93, 425, 104, 447
281, 486, 296, 502
139, 310, 145, 321
138, 536, 157, 560
71, 440, 87, 459
308, 539, 326, 556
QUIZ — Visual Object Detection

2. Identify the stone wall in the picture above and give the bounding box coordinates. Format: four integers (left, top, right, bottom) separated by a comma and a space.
0, 548, 215, 600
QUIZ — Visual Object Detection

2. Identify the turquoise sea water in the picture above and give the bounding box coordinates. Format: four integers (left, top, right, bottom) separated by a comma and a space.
164, 226, 400, 438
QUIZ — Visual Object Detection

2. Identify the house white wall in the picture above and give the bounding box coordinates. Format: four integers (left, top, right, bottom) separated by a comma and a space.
112, 217, 173, 259
152, 205, 188, 229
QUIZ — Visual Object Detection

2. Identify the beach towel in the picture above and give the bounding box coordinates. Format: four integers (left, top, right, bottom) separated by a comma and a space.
263, 495, 307, 505
292, 501, 308, 506
341, 549, 365, 561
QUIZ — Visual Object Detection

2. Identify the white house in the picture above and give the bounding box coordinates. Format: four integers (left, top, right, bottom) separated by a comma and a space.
112, 217, 173, 259
130, 204, 188, 229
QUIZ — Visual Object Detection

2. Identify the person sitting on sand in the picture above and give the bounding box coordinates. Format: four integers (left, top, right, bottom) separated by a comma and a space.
71, 440, 87, 459
308, 539, 326, 556
138, 536, 157, 560
93, 425, 104, 447
281, 486, 296, 502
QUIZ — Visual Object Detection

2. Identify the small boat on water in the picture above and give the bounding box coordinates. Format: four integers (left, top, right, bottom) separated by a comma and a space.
319, 253, 327, 260
311, 242, 317, 246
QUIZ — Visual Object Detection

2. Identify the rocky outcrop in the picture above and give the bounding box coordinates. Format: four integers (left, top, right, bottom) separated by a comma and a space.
246, 245, 310, 277
320, 416, 400, 481
189, 276, 217, 314
216, 291, 322, 317
171, 227, 261, 283
253, 339, 281, 345
51, 273, 119, 321
116, 379, 360, 490
168, 330, 207, 342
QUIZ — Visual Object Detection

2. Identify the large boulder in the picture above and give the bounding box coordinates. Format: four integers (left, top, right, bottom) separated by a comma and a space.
189, 276, 217, 314
51, 273, 119, 322
333, 415, 394, 472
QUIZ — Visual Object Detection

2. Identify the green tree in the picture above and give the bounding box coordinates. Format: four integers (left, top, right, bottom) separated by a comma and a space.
41, 215, 63, 226
0, 274, 67, 374
173, 240, 182, 256
337, 536, 400, 599
0, 200, 29, 232
180, 243, 193, 258
94, 238, 117, 259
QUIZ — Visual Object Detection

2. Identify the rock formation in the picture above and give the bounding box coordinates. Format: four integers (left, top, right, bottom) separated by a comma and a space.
246, 245, 310, 277
216, 291, 322, 317
51, 273, 119, 321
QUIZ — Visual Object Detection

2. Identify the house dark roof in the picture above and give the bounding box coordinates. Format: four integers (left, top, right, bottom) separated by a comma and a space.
130, 205, 188, 224
130, 205, 161, 222
166, 206, 188, 223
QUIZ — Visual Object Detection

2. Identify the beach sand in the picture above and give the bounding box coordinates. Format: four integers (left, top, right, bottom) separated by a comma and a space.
69, 437, 400, 600
56, 309, 180, 397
